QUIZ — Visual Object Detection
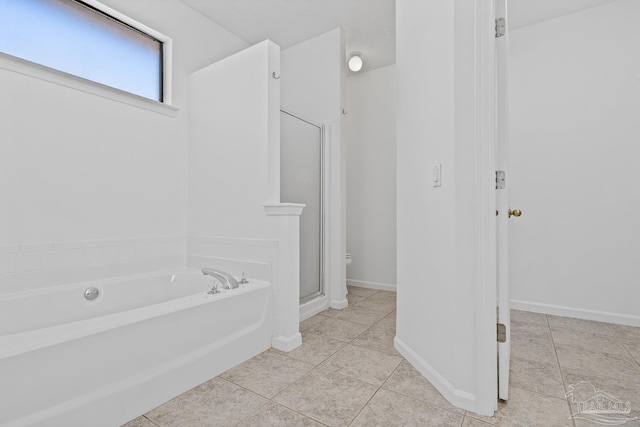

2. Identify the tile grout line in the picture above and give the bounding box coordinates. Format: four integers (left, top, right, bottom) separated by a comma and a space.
141, 414, 161, 427
129, 310, 636, 427
546, 314, 577, 427
132, 296, 398, 427
462, 413, 499, 427
276, 302, 399, 426
220, 372, 329, 427
268, 326, 394, 427
349, 309, 395, 342
348, 340, 400, 356
342, 298, 400, 425
299, 312, 331, 331
605, 323, 640, 371
216, 375, 272, 399
266, 365, 339, 427
549, 324, 619, 336
550, 322, 640, 382
284, 303, 394, 364
342, 306, 397, 357
272, 334, 348, 365
464, 386, 573, 427
377, 358, 465, 414
345, 384, 384, 426
506, 385, 573, 402
230, 397, 271, 427
334, 312, 394, 328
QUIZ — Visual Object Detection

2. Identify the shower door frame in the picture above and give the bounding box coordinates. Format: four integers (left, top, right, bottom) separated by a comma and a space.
280, 108, 325, 304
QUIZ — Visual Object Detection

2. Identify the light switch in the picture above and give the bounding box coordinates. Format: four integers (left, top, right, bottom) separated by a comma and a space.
433, 164, 442, 187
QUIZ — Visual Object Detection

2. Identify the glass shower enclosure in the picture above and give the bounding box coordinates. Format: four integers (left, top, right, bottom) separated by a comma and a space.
280, 109, 324, 304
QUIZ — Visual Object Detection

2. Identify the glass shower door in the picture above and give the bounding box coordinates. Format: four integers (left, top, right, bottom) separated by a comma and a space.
280, 110, 323, 303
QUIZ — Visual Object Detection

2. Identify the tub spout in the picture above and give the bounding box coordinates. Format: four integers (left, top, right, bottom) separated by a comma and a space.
201, 268, 240, 290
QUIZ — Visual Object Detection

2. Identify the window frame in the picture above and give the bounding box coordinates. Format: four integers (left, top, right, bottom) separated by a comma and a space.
0, 0, 176, 116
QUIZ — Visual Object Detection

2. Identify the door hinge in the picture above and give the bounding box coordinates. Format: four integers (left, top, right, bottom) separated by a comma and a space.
497, 323, 507, 343
496, 170, 505, 190
495, 18, 506, 38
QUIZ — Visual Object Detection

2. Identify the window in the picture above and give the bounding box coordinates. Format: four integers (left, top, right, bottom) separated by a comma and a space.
0, 0, 168, 102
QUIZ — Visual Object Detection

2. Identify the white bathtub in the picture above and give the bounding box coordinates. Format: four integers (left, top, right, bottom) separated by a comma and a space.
0, 270, 272, 427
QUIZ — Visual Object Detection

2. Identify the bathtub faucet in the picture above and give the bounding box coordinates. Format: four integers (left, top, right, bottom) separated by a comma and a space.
201, 268, 240, 290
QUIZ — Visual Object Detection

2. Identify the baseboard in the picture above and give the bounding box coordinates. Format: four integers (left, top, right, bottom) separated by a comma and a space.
347, 279, 396, 292
330, 298, 348, 310
394, 337, 484, 415
300, 295, 330, 321
272, 333, 302, 352
510, 300, 640, 327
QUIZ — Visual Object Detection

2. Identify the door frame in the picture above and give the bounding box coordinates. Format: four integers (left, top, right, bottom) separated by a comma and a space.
474, 0, 500, 415
280, 108, 326, 305
495, 0, 511, 401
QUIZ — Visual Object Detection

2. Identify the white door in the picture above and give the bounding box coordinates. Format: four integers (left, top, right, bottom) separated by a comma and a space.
496, 0, 515, 401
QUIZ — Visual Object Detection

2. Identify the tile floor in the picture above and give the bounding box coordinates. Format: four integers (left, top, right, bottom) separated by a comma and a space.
124, 286, 640, 427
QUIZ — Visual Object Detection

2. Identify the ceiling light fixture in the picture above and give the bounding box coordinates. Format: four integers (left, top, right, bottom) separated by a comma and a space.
348, 52, 363, 72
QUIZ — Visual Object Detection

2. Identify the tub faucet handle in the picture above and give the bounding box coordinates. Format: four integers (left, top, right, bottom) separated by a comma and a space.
240, 272, 249, 284
207, 281, 220, 295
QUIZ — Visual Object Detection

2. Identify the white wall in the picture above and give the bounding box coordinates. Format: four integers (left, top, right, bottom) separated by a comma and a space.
188, 41, 280, 240
509, 0, 640, 326
396, 0, 458, 397
280, 28, 347, 311
395, 0, 495, 415
281, 28, 344, 147
0, 0, 248, 290
345, 65, 397, 289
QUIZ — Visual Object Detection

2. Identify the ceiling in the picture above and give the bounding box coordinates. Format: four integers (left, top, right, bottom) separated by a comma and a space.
181, 0, 622, 73
180, 0, 395, 73
508, 0, 621, 29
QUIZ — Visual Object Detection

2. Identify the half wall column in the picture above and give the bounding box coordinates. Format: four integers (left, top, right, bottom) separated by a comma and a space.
264, 203, 305, 351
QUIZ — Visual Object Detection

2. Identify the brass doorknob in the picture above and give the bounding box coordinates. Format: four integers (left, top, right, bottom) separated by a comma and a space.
508, 209, 522, 218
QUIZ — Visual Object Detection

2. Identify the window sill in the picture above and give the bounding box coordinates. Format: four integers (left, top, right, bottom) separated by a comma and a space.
0, 52, 179, 118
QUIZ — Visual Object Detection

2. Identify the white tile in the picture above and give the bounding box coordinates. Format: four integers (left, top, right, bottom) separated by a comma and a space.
0, 245, 19, 255
54, 240, 84, 250
135, 244, 151, 259
15, 252, 41, 272
83, 239, 111, 248
83, 247, 102, 265
110, 237, 136, 246
132, 237, 155, 245
102, 246, 121, 263
19, 242, 52, 252
40, 251, 64, 270
187, 237, 206, 255
120, 245, 137, 260
162, 242, 183, 256
203, 242, 216, 256
0, 254, 16, 274
62, 249, 84, 267
166, 237, 187, 255
148, 243, 163, 257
